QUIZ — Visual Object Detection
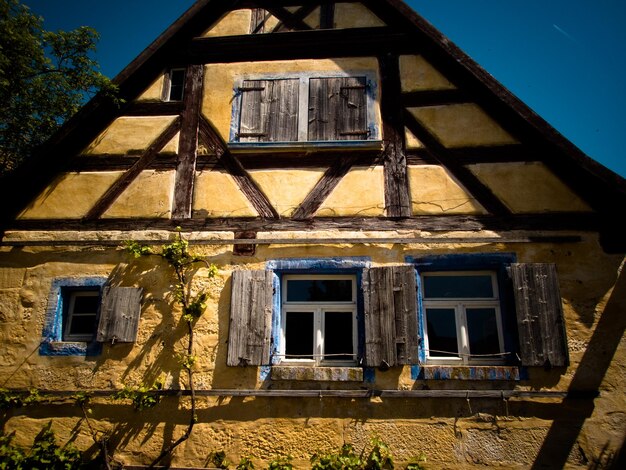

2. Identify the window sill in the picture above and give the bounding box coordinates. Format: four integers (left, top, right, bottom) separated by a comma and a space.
416, 365, 519, 381
271, 366, 363, 382
229, 140, 383, 153
39, 341, 101, 357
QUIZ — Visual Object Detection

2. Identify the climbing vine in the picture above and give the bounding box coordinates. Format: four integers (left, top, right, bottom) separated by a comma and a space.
125, 231, 218, 467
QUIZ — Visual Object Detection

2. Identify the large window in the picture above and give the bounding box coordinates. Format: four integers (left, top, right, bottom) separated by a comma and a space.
230, 73, 379, 144
422, 271, 505, 364
281, 275, 358, 366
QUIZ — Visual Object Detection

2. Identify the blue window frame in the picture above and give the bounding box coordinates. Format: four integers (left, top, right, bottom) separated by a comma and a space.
39, 277, 107, 356
266, 258, 371, 367
407, 253, 519, 367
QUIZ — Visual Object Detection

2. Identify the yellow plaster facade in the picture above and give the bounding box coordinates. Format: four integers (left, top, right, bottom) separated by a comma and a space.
470, 162, 593, 213
408, 165, 487, 215
405, 128, 423, 149
334, 3, 386, 28
83, 116, 179, 155
201, 10, 252, 37
316, 166, 385, 216
202, 58, 381, 142
192, 170, 258, 217
18, 172, 120, 219
248, 169, 325, 217
400, 55, 456, 92
103, 170, 175, 219
137, 75, 165, 101
408, 104, 519, 148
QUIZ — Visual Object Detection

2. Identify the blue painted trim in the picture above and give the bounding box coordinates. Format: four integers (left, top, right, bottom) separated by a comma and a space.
39, 277, 107, 357
407, 252, 520, 370
262, 257, 371, 381
363, 368, 376, 383
267, 257, 371, 272
410, 365, 423, 380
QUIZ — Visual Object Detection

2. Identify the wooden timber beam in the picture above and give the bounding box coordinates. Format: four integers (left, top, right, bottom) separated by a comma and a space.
185, 28, 412, 63
403, 110, 511, 216
379, 53, 411, 217
198, 117, 279, 219
172, 64, 204, 219
291, 154, 361, 219
320, 2, 335, 29
83, 118, 181, 220
11, 213, 604, 233
262, 1, 316, 32
123, 101, 184, 116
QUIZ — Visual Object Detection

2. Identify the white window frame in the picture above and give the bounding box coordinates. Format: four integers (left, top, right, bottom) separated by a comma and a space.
164, 68, 186, 102
63, 290, 100, 342
229, 71, 381, 146
421, 271, 505, 365
280, 274, 358, 366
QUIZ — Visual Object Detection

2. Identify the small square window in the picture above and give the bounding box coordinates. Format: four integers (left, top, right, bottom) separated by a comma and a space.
165, 68, 186, 101
422, 271, 505, 365
63, 290, 100, 342
281, 275, 357, 366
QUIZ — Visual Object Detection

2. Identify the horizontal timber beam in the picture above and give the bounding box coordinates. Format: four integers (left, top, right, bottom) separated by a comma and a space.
6, 214, 602, 233
185, 27, 414, 63
0, 235, 583, 247
0, 388, 598, 400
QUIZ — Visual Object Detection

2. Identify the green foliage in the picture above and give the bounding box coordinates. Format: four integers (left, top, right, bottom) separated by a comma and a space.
236, 456, 255, 470
178, 354, 198, 371
364, 437, 394, 470
112, 380, 162, 411
183, 292, 209, 322
0, 0, 117, 174
403, 453, 426, 470
311, 444, 362, 470
266, 455, 292, 470
125, 240, 153, 258
161, 237, 194, 269
0, 388, 22, 409
0, 421, 82, 469
209, 450, 230, 469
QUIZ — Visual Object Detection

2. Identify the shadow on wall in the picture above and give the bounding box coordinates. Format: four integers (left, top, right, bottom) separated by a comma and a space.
531, 260, 626, 469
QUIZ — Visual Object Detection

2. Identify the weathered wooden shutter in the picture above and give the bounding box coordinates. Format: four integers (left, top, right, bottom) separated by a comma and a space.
308, 77, 368, 141
238, 79, 299, 142
511, 263, 569, 367
227, 270, 274, 366
363, 265, 419, 367
96, 287, 143, 343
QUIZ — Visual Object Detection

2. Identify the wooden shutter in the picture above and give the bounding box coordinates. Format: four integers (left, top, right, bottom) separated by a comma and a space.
363, 265, 419, 367
227, 270, 274, 366
96, 287, 143, 343
511, 263, 569, 367
238, 79, 299, 142
308, 77, 368, 141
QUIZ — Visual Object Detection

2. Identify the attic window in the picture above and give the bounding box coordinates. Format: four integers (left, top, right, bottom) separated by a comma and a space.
230, 73, 379, 146
164, 68, 186, 101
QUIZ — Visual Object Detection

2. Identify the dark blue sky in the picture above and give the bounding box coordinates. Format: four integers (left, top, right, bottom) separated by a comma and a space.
23, 0, 626, 178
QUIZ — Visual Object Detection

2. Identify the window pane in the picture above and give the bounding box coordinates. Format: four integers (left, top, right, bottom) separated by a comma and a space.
286, 279, 352, 302
426, 308, 458, 357
466, 308, 501, 356
68, 314, 97, 337
285, 311, 314, 359
169, 69, 185, 101
72, 295, 99, 314
424, 275, 494, 298
324, 311, 354, 361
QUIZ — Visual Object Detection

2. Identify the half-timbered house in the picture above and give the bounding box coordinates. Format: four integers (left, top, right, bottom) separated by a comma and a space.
1, 0, 625, 468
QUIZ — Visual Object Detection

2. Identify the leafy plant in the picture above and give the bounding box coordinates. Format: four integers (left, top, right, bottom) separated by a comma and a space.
209, 450, 230, 469
237, 456, 255, 470
0, 388, 23, 409
365, 437, 394, 470
112, 380, 162, 411
267, 455, 292, 470
125, 240, 152, 258
0, 421, 82, 469
311, 444, 363, 470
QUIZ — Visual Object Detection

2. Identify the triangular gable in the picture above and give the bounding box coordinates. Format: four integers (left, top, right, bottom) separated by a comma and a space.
2, 0, 625, 244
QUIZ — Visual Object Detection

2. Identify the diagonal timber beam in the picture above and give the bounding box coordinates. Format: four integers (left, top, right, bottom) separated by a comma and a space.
84, 117, 182, 220
291, 154, 360, 220
403, 110, 511, 216
198, 117, 279, 219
